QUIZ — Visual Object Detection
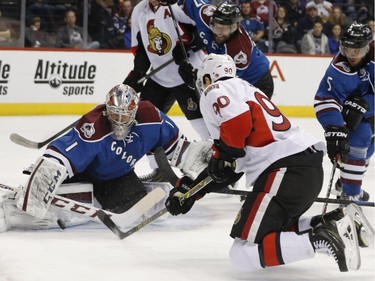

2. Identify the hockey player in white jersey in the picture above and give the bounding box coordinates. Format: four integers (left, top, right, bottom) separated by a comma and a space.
123, 0, 210, 182
165, 54, 362, 272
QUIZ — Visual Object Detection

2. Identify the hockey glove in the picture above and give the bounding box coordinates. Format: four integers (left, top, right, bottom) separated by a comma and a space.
324, 125, 350, 163
172, 42, 190, 65
159, 0, 178, 6
165, 176, 196, 216
123, 70, 144, 93
208, 140, 245, 183
342, 95, 369, 131
178, 61, 197, 88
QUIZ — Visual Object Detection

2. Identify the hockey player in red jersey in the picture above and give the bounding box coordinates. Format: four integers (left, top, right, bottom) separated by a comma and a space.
165, 54, 363, 272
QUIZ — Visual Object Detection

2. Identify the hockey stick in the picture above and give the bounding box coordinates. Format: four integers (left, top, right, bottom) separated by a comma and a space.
153, 146, 179, 186
136, 58, 174, 84
322, 161, 338, 214
97, 175, 213, 239
167, 3, 201, 99
0, 182, 167, 229
151, 150, 374, 208
212, 187, 375, 207
10, 120, 78, 149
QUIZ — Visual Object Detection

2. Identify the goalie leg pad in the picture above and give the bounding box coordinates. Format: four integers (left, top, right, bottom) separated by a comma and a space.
16, 157, 67, 219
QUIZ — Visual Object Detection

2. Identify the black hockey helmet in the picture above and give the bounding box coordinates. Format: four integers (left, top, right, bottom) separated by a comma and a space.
341, 21, 372, 49
211, 2, 241, 26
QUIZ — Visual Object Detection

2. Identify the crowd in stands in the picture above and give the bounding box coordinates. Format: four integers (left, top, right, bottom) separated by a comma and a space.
0, 0, 373, 54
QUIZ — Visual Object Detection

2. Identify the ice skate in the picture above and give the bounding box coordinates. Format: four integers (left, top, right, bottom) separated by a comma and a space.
310, 215, 360, 272
139, 168, 167, 182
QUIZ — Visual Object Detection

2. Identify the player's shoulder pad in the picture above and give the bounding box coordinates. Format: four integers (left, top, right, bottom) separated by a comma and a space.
135, 100, 162, 124
331, 54, 357, 74
200, 4, 215, 26
226, 27, 252, 69
75, 104, 112, 141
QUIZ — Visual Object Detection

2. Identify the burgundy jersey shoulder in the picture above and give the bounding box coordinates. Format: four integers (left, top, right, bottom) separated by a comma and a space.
226, 27, 253, 69
331, 54, 356, 73
200, 4, 215, 26
135, 100, 162, 124
75, 104, 112, 141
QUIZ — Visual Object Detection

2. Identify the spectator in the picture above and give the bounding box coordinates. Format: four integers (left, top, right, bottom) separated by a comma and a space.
268, 5, 297, 53
356, 5, 372, 24
25, 16, 52, 47
250, 0, 278, 25
123, 17, 131, 49
27, 0, 57, 32
56, 9, 100, 49
121, 0, 133, 25
104, 5, 128, 49
285, 0, 305, 28
295, 2, 322, 52
0, 10, 12, 47
327, 23, 341, 55
307, 0, 332, 23
301, 19, 330, 54
323, 6, 349, 37
240, 1, 267, 52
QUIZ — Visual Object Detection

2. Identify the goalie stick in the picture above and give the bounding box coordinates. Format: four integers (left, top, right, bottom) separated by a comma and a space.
97, 175, 213, 239
10, 120, 78, 149
0, 182, 167, 230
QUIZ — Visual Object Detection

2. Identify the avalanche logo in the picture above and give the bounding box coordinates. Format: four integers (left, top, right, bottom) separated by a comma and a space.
80, 123, 95, 139
146, 20, 172, 55
233, 51, 248, 69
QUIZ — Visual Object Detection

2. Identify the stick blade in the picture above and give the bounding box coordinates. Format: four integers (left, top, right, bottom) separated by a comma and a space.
9, 133, 43, 149
97, 210, 125, 239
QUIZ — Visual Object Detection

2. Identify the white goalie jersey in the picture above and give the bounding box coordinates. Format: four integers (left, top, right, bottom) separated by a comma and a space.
199, 77, 326, 187
131, 0, 205, 87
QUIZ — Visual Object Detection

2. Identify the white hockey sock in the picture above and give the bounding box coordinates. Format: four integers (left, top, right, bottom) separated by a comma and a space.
229, 238, 263, 272
279, 232, 315, 264
189, 118, 210, 140
298, 216, 313, 232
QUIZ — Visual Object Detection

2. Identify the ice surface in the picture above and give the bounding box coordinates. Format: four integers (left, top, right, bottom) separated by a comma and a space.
0, 116, 373, 281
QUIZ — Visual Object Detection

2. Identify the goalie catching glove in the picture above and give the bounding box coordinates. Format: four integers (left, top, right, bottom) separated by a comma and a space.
170, 138, 213, 179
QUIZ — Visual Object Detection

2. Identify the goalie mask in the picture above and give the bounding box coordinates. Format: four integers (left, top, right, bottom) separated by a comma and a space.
105, 84, 139, 140
340, 21, 372, 66
196, 54, 236, 93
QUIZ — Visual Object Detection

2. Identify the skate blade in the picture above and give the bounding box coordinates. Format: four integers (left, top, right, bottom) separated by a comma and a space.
336, 215, 361, 271
344, 204, 374, 236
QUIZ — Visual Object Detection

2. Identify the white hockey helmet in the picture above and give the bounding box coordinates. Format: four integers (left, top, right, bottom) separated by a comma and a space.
196, 53, 236, 92
105, 84, 140, 140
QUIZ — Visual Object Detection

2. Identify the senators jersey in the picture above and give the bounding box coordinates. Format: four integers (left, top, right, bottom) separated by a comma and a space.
200, 78, 325, 186
182, 0, 270, 85
131, 0, 205, 87
44, 101, 181, 181
314, 41, 374, 129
